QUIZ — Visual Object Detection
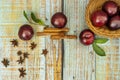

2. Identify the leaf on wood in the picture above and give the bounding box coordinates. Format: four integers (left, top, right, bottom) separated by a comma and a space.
17, 51, 22, 56
1, 58, 10, 67
17, 56, 24, 64
92, 42, 106, 56
23, 11, 29, 22
94, 38, 108, 44
18, 67, 26, 78
23, 11, 38, 25
10, 39, 18, 47
42, 49, 48, 56
30, 42, 37, 50
23, 52, 30, 59
31, 12, 46, 26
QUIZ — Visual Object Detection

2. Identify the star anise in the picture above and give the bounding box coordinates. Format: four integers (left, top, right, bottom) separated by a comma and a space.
29, 42, 37, 50
18, 67, 26, 78
23, 52, 30, 59
17, 56, 24, 64
1, 58, 10, 67
17, 51, 22, 56
10, 39, 18, 47
42, 49, 48, 56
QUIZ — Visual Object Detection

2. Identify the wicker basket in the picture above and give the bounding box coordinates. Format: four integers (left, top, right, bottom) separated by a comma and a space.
85, 0, 120, 38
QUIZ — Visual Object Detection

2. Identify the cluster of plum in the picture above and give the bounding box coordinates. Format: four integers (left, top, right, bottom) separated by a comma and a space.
91, 1, 120, 30
18, 11, 96, 46
18, 12, 67, 41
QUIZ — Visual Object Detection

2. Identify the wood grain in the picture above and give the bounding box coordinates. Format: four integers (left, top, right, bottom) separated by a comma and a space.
0, 0, 120, 80
63, 0, 96, 80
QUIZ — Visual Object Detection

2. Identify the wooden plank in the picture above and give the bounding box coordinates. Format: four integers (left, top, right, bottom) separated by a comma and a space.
0, 0, 44, 80
1, 0, 120, 80
63, 0, 95, 80
0, 0, 63, 80
44, 0, 62, 80
96, 39, 120, 80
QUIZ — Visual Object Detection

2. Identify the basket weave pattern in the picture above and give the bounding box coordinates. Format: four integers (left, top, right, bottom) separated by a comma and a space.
85, 0, 120, 38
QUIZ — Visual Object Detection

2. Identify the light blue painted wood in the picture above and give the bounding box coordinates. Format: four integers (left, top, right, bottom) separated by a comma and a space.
63, 0, 95, 80
0, 0, 120, 80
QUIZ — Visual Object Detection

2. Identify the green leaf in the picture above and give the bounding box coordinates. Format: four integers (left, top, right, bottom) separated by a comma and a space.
92, 42, 106, 56
38, 19, 46, 26
94, 38, 108, 44
31, 12, 39, 23
31, 12, 45, 26
23, 11, 30, 22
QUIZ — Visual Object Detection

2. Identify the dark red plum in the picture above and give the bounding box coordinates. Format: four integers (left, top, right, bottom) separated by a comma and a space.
108, 15, 120, 30
91, 10, 108, 27
18, 24, 34, 41
102, 1, 118, 16
51, 12, 67, 28
79, 29, 95, 45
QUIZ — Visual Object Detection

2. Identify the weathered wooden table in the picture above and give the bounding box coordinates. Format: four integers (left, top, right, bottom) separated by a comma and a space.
0, 0, 119, 80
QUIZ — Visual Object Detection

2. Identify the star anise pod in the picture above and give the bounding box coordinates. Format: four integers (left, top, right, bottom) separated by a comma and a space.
29, 42, 37, 50
23, 52, 30, 59
18, 67, 26, 78
17, 56, 24, 64
1, 58, 10, 67
10, 39, 18, 47
17, 51, 22, 56
42, 49, 48, 56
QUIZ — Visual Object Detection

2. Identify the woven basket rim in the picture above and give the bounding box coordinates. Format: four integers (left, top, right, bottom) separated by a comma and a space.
85, 0, 120, 38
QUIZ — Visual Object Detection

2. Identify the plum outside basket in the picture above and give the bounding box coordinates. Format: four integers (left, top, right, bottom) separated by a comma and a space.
85, 0, 120, 38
